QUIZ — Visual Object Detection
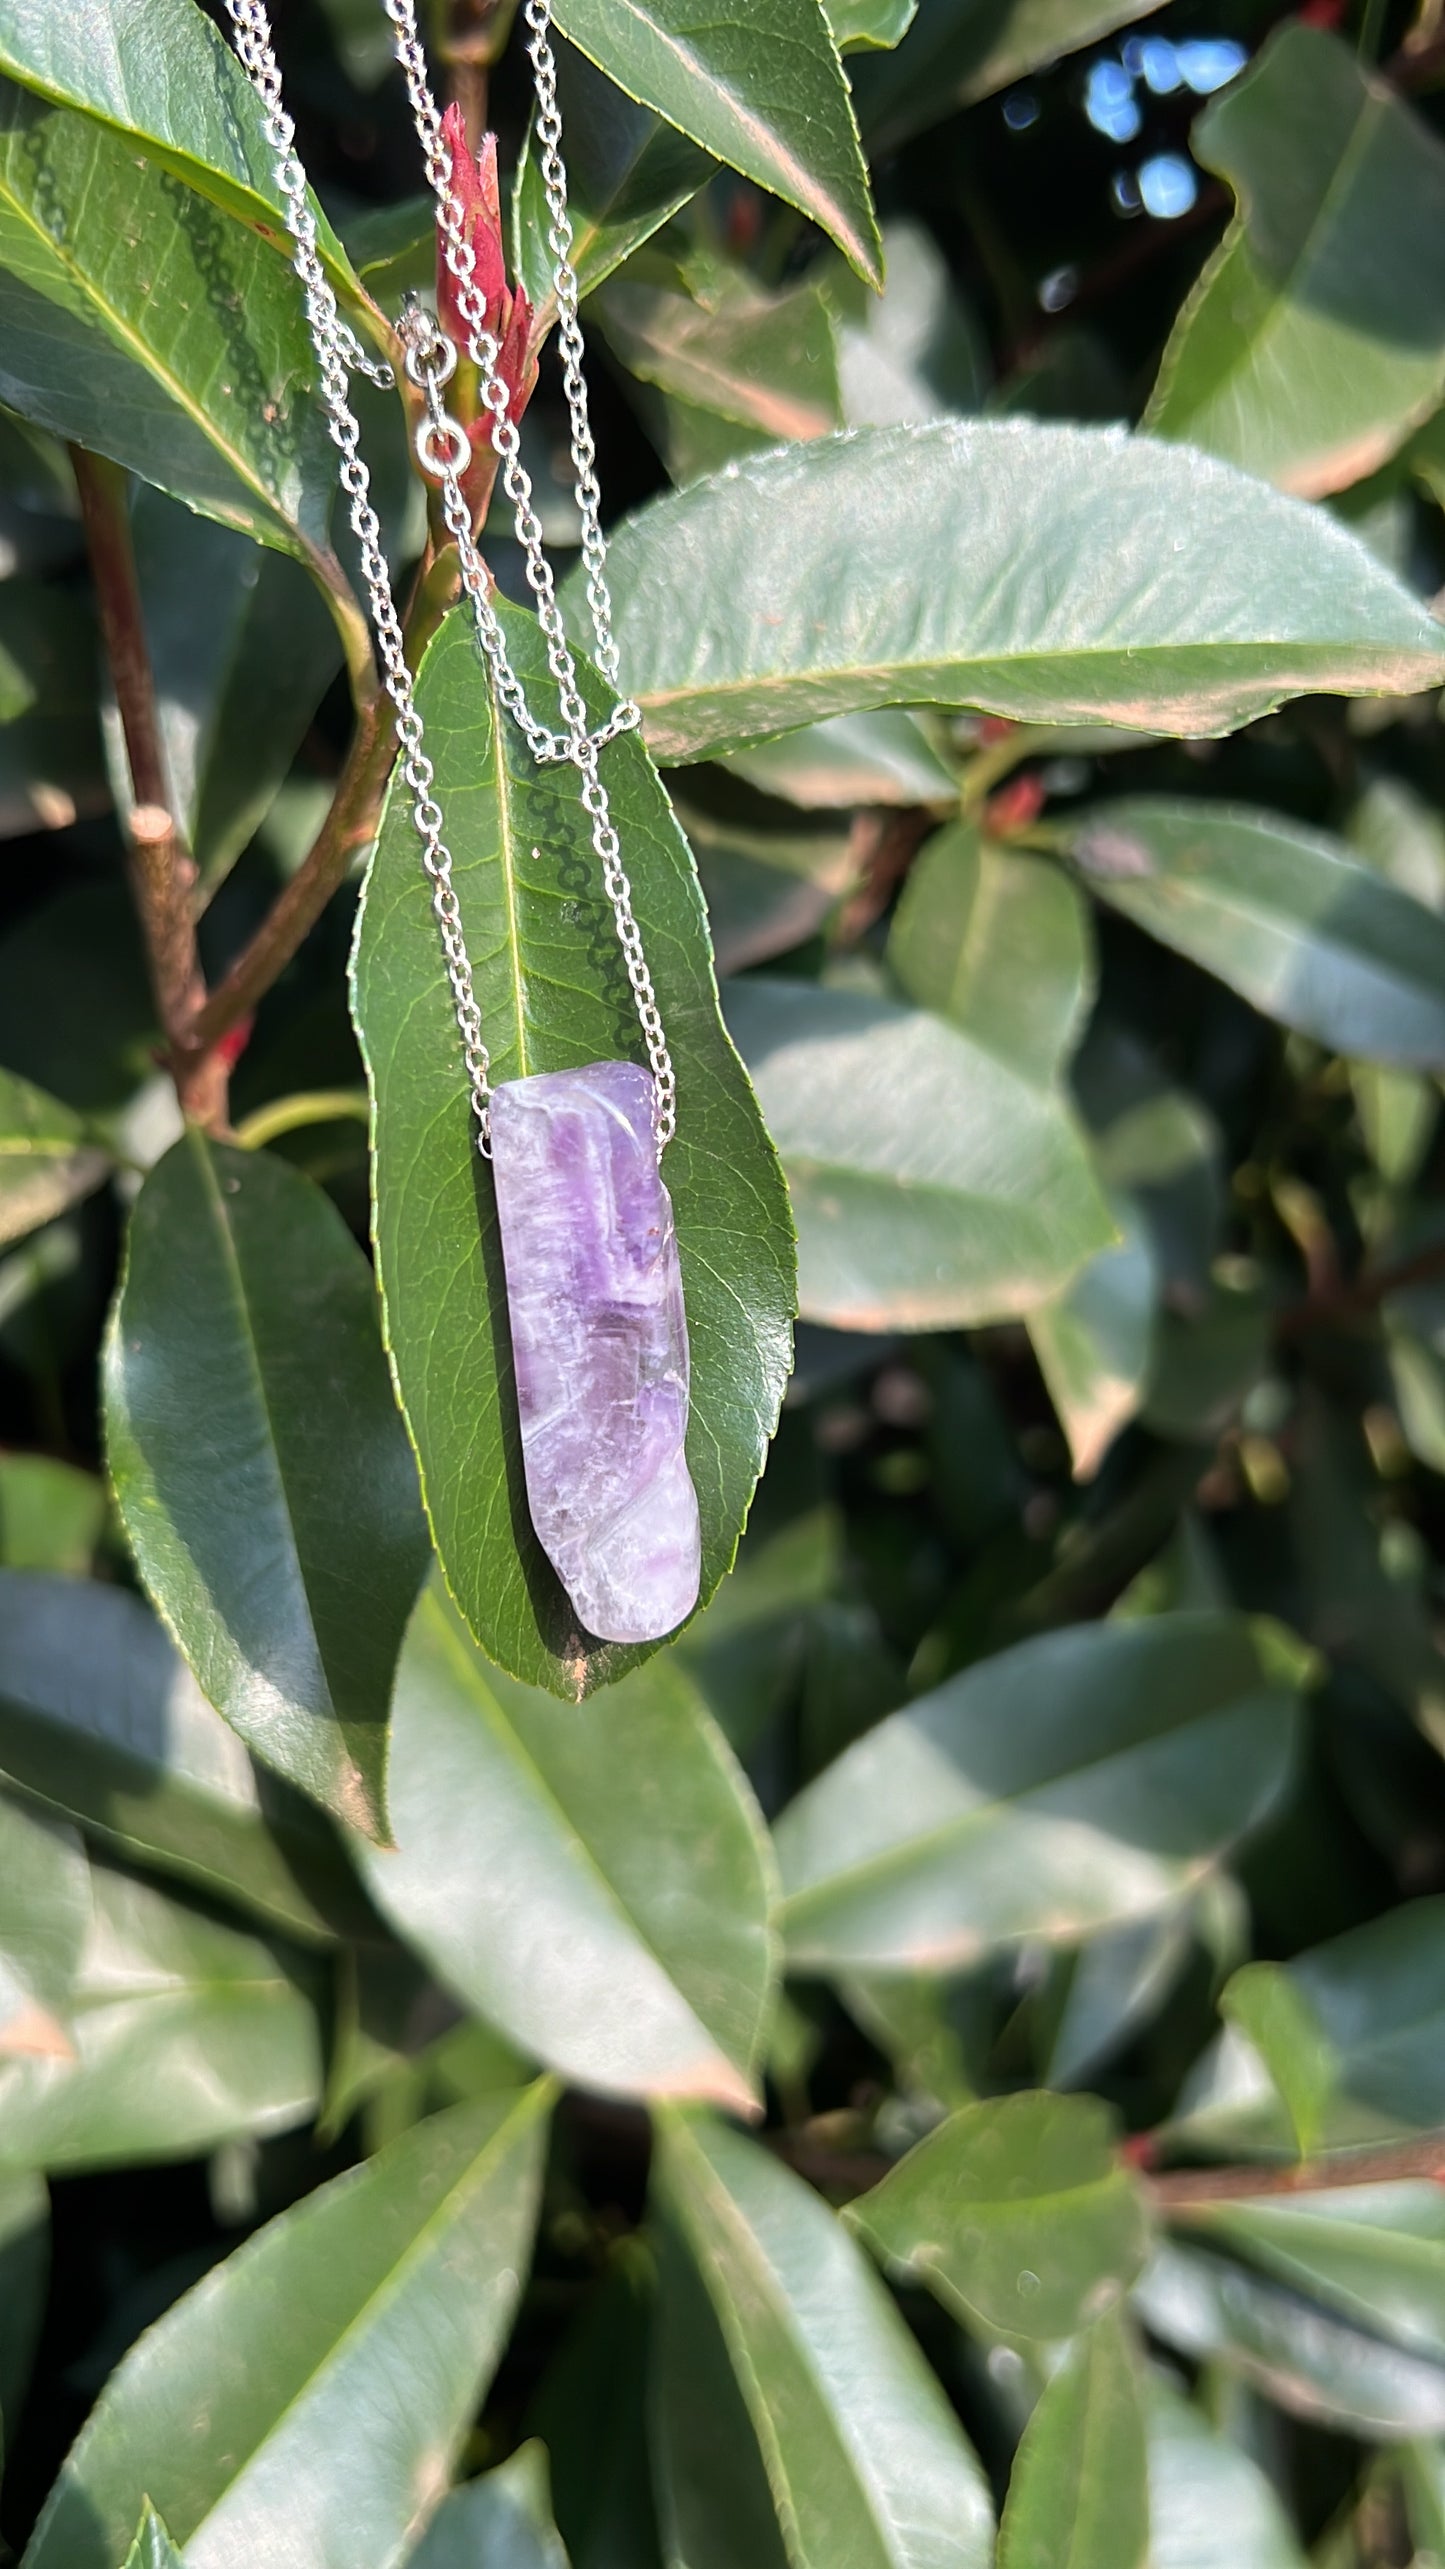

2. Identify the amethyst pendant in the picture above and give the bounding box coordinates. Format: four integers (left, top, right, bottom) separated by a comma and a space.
489, 1061, 700, 1644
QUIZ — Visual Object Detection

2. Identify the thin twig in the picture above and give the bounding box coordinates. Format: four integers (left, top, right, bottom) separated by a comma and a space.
1150, 2132, 1445, 2206
1277, 1233, 1445, 1339
71, 447, 228, 1128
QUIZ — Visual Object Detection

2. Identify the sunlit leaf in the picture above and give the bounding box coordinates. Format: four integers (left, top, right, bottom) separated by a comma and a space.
1071, 799, 1445, 1067
726, 976, 1114, 1328
354, 1580, 775, 2111
0, 1571, 366, 1945
774, 1612, 1301, 1971
0, 1067, 110, 1253
850, 2091, 1153, 2340
550, 0, 882, 287
1146, 27, 1445, 498
352, 596, 795, 1699
22, 2083, 552, 2569
996, 2312, 1148, 2569
652, 2108, 995, 2568
587, 424, 1445, 763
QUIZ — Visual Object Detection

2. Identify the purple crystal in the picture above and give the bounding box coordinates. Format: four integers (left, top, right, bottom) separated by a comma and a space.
489, 1061, 701, 1645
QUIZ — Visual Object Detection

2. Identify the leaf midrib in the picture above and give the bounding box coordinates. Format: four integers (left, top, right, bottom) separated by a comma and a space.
0, 132, 318, 565
429, 1601, 746, 2088
665, 2117, 903, 2569
779, 1676, 1283, 1925
38, 2087, 547, 2564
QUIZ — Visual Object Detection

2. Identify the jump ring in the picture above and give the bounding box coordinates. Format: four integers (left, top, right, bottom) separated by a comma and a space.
414, 413, 471, 479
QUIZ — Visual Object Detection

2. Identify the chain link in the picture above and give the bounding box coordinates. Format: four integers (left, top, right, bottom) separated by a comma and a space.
224, 0, 675, 1153
382, 0, 675, 1145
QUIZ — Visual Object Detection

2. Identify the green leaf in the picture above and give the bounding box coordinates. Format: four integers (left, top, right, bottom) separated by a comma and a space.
1145, 27, 1445, 499
1071, 800, 1445, 1066
651, 2108, 995, 2569
0, 881, 154, 1117
0, 1066, 110, 1252
827, 0, 919, 51
0, 2167, 47, 2458
1027, 1198, 1157, 1482
22, 2083, 552, 2569
773, 1611, 1300, 1971
724, 976, 1115, 1328
549, 0, 882, 288
1179, 2182, 1445, 2369
351, 595, 795, 1699
104, 1130, 430, 1840
674, 781, 857, 975
849, 2091, 1152, 2341
354, 1580, 775, 2111
511, 39, 712, 319
121, 2506, 185, 2569
996, 2313, 1148, 2569
598, 271, 843, 470
1146, 2380, 1307, 2569
586, 423, 1445, 763
409, 2445, 570, 2569
1171, 1900, 1445, 2159
0, 1456, 106, 1574
0, 0, 358, 288
888, 825, 1092, 1082
722, 707, 957, 810
0, 1571, 366, 1945
834, 219, 987, 427
0, 1855, 321, 2172
851, 0, 1167, 146
0, 1790, 89, 2057
0, 80, 351, 586
1136, 2237, 1445, 2438
108, 488, 342, 899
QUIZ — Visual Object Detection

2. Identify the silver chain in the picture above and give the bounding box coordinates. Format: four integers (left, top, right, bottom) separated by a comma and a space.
223, 0, 676, 1151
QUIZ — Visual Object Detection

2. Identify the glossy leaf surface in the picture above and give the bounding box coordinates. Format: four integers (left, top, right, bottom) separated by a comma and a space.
121, 2510, 184, 2569
1135, 2238, 1445, 2438
352, 597, 794, 1698
725, 977, 1114, 1329
1172, 1900, 1445, 2157
0, 1066, 109, 1253
105, 1131, 429, 1840
0, 1572, 362, 1944
1185, 2183, 1445, 2366
355, 1580, 775, 2111
652, 2108, 995, 2568
0, 82, 347, 580
1072, 800, 1445, 1067
512, 39, 711, 318
850, 2091, 1152, 2340
588, 424, 1445, 762
0, 1792, 88, 2057
0, 0, 358, 280
774, 1612, 1300, 1970
409, 2445, 569, 2569
0, 1858, 321, 2172
23, 2084, 552, 2569
996, 2313, 1148, 2569
1146, 28, 1445, 498
550, 0, 882, 286
1147, 2381, 1307, 2569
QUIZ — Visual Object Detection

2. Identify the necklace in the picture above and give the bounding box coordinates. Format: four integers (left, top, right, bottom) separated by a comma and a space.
223, 0, 700, 1649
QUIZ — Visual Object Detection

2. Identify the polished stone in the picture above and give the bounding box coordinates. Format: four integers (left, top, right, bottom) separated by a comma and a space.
490, 1061, 700, 1644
